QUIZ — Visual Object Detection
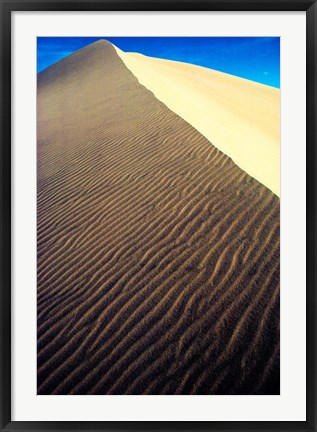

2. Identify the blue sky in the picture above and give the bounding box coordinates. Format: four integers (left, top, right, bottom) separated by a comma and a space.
37, 37, 280, 88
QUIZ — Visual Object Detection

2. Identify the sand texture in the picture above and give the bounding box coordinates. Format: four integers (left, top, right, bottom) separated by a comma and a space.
115, 47, 280, 196
37, 40, 280, 395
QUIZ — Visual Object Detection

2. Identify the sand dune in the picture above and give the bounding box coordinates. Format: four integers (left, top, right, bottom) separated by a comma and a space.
37, 40, 280, 395
115, 46, 280, 197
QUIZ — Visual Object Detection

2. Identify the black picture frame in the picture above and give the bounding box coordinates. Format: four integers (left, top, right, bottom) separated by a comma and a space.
1, 0, 316, 430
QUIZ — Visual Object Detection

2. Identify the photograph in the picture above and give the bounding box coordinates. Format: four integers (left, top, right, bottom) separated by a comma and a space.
36, 36, 280, 395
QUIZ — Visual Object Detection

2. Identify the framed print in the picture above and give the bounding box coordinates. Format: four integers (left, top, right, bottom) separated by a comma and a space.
1, 0, 316, 430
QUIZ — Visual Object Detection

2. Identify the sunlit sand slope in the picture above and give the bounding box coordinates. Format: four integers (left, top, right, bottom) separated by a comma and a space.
115, 47, 280, 196
37, 40, 280, 395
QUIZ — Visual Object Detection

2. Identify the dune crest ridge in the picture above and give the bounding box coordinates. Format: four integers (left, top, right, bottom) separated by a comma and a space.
113, 44, 280, 197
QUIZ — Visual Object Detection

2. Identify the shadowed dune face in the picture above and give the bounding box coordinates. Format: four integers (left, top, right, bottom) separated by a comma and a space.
37, 40, 280, 395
